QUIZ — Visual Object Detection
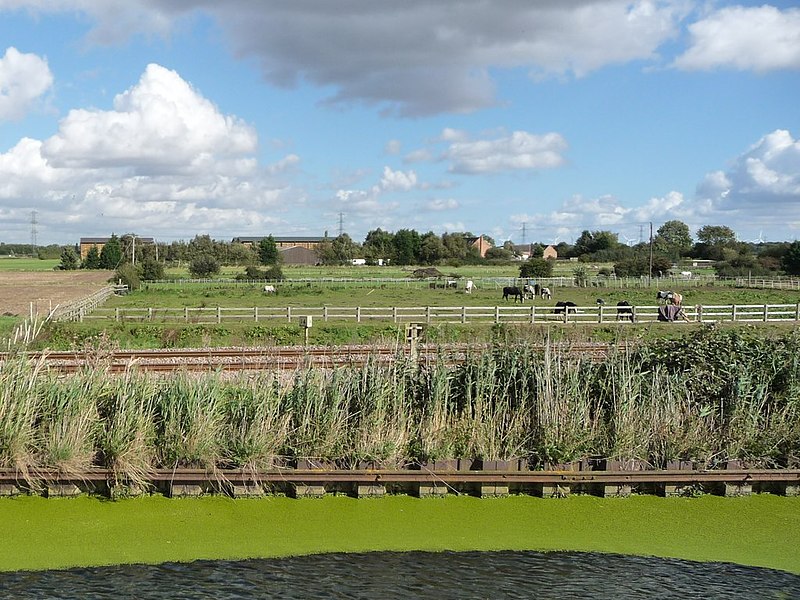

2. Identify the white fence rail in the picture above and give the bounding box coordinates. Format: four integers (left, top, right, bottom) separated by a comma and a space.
50, 285, 128, 322
72, 303, 800, 325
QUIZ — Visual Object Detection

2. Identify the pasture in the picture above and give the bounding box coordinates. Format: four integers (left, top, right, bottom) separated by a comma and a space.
0, 257, 59, 271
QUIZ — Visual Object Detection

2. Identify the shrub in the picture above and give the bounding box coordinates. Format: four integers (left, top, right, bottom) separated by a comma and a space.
189, 255, 220, 278
139, 258, 165, 281
114, 263, 141, 291
519, 257, 553, 278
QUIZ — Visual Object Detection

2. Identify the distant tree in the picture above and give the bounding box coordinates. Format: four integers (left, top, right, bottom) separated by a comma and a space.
614, 255, 671, 278
519, 257, 553, 278
696, 225, 737, 247
115, 263, 141, 291
573, 266, 589, 287
59, 247, 79, 270
264, 265, 284, 281
331, 233, 359, 264
393, 229, 421, 265
189, 255, 220, 278
363, 228, 394, 262
782, 241, 800, 275
419, 232, 445, 264
441, 232, 469, 260
574, 230, 619, 256
258, 235, 280, 266
654, 220, 693, 260
82, 246, 102, 269
485, 246, 513, 260
229, 242, 257, 266
99, 235, 123, 269
139, 257, 165, 281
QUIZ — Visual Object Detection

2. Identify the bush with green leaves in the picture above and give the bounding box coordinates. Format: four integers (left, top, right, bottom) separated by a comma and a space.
189, 255, 220, 278
139, 258, 165, 281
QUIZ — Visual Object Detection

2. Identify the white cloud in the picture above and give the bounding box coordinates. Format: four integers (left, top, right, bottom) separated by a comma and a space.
674, 6, 800, 72
425, 198, 459, 212
2, 1, 690, 116
0, 47, 52, 121
0, 63, 300, 241
444, 131, 568, 174
41, 63, 257, 172
697, 129, 800, 206
379, 166, 417, 192
384, 139, 401, 155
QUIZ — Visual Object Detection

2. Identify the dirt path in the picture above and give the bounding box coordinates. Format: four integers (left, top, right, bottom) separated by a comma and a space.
0, 271, 114, 317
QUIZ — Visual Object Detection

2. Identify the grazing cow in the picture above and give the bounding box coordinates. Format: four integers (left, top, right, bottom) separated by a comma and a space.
657, 290, 684, 306
465, 280, 474, 294
596, 298, 605, 305
263, 285, 276, 294
502, 286, 524, 303
540, 287, 552, 300
553, 300, 578, 320
616, 300, 634, 322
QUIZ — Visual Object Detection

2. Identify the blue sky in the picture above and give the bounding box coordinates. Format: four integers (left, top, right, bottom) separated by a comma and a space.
0, 1, 798, 246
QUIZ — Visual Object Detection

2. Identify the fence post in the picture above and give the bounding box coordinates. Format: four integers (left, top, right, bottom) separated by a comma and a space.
149, 307, 153, 322
254, 307, 258, 322
287, 306, 292, 323
495, 306, 500, 324
461, 306, 467, 324
598, 305, 603, 323
184, 307, 188, 322
393, 306, 397, 323
115, 307, 120, 322
631, 305, 637, 324
796, 303, 800, 322
324, 306, 329, 323
696, 305, 703, 322
530, 304, 535, 324
426, 306, 431, 324
731, 305, 737, 322
764, 304, 769, 322
357, 306, 361, 323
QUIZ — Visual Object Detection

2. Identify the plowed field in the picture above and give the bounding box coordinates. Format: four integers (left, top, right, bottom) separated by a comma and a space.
0, 271, 112, 316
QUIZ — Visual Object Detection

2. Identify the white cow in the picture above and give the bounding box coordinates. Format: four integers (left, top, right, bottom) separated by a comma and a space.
540, 287, 552, 300
263, 285, 276, 294
465, 280, 474, 294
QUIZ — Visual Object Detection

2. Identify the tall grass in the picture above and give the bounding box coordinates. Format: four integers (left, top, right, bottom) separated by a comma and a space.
0, 329, 798, 488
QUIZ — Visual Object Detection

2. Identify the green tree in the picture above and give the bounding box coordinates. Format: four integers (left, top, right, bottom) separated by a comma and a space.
419, 232, 445, 264
781, 241, 800, 275
654, 220, 693, 260
363, 228, 394, 262
485, 246, 513, 260
139, 258, 165, 281
258, 235, 280, 266
696, 225, 737, 246
441, 232, 469, 260
392, 229, 421, 265
519, 257, 553, 278
99, 235, 123, 269
573, 230, 619, 256
59, 247, 79, 270
189, 255, 220, 278
82, 246, 102, 269
115, 263, 141, 291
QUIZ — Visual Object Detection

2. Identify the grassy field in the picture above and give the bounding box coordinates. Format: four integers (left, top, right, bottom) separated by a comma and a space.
0, 257, 59, 271
1, 495, 798, 574
30, 282, 800, 349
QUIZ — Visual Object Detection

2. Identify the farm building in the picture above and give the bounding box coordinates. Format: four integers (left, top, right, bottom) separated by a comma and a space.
232, 236, 327, 250
465, 235, 493, 258
279, 245, 319, 265
543, 244, 558, 260
79, 236, 154, 259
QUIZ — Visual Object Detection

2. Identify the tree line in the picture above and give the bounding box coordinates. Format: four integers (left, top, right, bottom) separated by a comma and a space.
31, 221, 800, 282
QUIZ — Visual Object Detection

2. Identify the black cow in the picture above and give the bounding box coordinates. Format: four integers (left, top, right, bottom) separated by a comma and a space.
553, 300, 578, 320
502, 286, 524, 303
616, 300, 634, 322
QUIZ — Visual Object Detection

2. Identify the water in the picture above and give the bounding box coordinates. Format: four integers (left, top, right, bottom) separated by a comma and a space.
1, 551, 798, 599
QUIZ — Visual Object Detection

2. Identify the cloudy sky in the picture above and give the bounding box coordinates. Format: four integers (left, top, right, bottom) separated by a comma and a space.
0, 1, 798, 246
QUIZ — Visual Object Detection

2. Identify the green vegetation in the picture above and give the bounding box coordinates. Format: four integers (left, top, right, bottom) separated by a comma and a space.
1, 495, 799, 574
0, 258, 60, 271
3, 330, 799, 489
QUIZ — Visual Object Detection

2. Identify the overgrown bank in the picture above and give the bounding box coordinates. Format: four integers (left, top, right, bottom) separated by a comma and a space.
2, 329, 798, 488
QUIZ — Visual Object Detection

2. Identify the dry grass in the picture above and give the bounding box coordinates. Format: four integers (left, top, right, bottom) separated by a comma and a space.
0, 271, 112, 317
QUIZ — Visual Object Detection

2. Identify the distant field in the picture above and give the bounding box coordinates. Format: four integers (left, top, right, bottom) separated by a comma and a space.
111, 282, 800, 310
0, 258, 59, 271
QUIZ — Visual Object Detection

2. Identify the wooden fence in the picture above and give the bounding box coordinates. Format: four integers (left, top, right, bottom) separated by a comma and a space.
50, 285, 128, 322
74, 303, 800, 325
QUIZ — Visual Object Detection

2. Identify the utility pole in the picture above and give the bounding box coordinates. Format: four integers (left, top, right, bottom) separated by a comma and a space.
30, 211, 38, 256
648, 222, 654, 285
131, 235, 136, 266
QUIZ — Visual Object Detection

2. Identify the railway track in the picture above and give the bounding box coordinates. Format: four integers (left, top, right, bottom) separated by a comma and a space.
1, 342, 626, 373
